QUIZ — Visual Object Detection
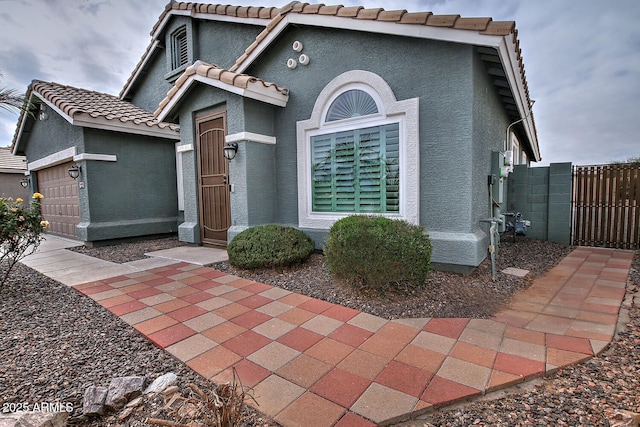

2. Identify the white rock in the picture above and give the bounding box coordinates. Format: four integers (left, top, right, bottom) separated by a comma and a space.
144, 372, 177, 394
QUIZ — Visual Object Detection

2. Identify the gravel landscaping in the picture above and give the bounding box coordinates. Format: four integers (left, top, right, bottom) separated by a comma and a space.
209, 238, 573, 320
1, 235, 638, 426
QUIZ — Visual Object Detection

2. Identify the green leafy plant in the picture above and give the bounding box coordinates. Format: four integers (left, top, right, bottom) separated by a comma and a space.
1, 193, 48, 286
227, 224, 315, 270
324, 215, 432, 292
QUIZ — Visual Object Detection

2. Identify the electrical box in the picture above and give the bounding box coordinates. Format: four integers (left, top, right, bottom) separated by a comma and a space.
503, 150, 514, 175
491, 151, 506, 204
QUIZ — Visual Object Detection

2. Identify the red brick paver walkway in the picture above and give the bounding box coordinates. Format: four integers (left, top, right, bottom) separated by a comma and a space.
74, 247, 633, 426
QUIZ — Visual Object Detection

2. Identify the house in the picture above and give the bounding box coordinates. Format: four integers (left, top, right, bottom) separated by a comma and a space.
0, 147, 30, 201
13, 2, 540, 271
11, 82, 180, 241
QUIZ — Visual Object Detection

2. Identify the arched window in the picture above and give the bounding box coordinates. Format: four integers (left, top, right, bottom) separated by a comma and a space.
297, 71, 419, 229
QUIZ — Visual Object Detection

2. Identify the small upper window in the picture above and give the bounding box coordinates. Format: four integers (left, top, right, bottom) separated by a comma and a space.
171, 27, 188, 70
326, 90, 378, 122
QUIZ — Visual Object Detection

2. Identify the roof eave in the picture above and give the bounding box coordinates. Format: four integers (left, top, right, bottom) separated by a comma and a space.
120, 40, 160, 100
155, 73, 288, 122
151, 8, 270, 41
72, 114, 181, 140
30, 91, 180, 141
233, 12, 540, 162
495, 39, 540, 161
234, 13, 506, 74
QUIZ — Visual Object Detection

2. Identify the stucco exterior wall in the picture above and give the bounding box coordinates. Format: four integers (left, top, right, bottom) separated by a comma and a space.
241, 26, 505, 268
145, 20, 531, 270
126, 51, 174, 114
127, 18, 264, 116
0, 173, 31, 200
17, 112, 178, 242
75, 128, 178, 242
195, 20, 264, 70
20, 110, 84, 159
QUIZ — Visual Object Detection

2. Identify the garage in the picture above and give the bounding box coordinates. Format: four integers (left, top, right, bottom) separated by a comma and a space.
36, 161, 80, 239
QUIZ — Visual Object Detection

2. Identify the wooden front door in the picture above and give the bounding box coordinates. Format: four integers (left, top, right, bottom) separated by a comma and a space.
196, 112, 231, 246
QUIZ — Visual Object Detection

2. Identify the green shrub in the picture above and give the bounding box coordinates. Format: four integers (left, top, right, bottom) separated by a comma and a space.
324, 215, 431, 292
228, 225, 315, 270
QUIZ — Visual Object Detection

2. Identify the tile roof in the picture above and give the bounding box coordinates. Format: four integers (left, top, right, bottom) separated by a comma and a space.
230, 3, 520, 72
124, 2, 530, 108
122, 2, 538, 159
151, 1, 282, 36
12, 81, 179, 150
31, 81, 179, 131
154, 60, 289, 119
120, 2, 280, 99
0, 147, 27, 172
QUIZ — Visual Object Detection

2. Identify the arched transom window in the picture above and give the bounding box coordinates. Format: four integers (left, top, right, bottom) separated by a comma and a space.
326, 89, 379, 121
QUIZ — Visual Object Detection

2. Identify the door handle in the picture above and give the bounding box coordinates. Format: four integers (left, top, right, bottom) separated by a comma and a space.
222, 176, 227, 184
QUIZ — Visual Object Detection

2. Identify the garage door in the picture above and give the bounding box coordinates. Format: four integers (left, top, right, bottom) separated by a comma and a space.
37, 162, 80, 239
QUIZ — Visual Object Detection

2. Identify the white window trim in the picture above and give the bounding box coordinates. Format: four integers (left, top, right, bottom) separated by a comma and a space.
297, 70, 419, 229
175, 142, 184, 211
510, 134, 521, 165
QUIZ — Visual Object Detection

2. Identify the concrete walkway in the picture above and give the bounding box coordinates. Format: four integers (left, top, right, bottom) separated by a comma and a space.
21, 236, 633, 426
20, 236, 228, 286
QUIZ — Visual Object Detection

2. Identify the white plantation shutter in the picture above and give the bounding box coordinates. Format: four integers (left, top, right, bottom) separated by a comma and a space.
311, 123, 399, 213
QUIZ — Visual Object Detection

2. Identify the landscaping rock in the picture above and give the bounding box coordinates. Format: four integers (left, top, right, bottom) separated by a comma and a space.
609, 409, 640, 427
82, 385, 108, 415
0, 411, 68, 427
104, 376, 145, 411
145, 372, 177, 394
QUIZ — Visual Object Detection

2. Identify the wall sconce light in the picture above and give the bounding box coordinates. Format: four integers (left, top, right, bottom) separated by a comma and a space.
68, 165, 81, 179
223, 142, 238, 161
20, 177, 30, 188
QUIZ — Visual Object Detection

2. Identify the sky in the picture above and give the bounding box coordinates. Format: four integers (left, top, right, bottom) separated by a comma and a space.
0, 0, 638, 166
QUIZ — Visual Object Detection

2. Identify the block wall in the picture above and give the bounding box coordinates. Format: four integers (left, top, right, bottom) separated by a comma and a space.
507, 162, 572, 244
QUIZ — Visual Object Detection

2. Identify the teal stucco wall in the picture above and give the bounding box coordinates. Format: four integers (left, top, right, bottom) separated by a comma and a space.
76, 128, 179, 242
144, 18, 526, 270
239, 26, 512, 269
17, 110, 179, 242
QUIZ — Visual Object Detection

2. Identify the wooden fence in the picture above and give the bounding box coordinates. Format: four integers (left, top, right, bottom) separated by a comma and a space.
572, 164, 640, 249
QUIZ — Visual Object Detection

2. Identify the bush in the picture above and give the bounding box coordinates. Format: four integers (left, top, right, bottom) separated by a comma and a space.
227, 224, 315, 270
1, 193, 48, 286
324, 215, 431, 292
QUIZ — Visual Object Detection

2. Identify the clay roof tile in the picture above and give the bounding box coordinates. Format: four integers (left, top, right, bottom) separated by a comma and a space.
482, 20, 516, 35
23, 81, 179, 138
399, 11, 431, 24
453, 17, 492, 31
377, 10, 407, 22
300, 4, 324, 14
336, 6, 362, 17
426, 14, 460, 27
355, 8, 383, 20
317, 5, 342, 15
